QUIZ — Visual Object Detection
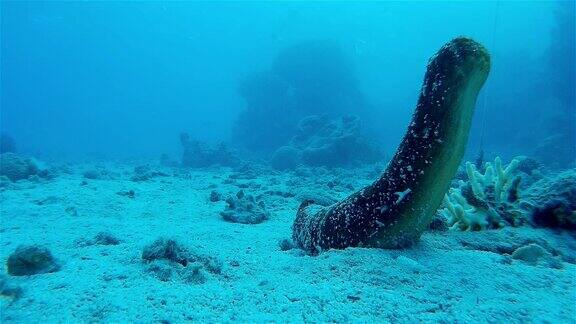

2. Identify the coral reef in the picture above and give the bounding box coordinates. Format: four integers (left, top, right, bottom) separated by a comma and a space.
292, 37, 491, 252
525, 169, 576, 230
442, 157, 525, 231
514, 155, 545, 187
7, 245, 61, 276
272, 115, 381, 168
270, 146, 301, 171
180, 133, 239, 168
0, 153, 39, 181
220, 190, 270, 224
234, 40, 369, 152
0, 133, 16, 154
514, 155, 542, 175
442, 158, 575, 232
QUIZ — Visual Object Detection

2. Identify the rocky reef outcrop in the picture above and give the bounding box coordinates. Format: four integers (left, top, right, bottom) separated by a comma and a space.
270, 146, 301, 171
220, 190, 270, 224
234, 40, 369, 152
180, 133, 239, 168
526, 169, 576, 230
270, 115, 381, 169
0, 153, 39, 182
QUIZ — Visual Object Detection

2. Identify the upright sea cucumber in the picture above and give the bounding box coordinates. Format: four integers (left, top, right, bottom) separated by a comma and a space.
292, 37, 491, 253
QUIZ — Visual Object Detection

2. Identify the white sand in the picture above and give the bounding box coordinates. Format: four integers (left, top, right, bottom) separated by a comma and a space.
1, 163, 574, 322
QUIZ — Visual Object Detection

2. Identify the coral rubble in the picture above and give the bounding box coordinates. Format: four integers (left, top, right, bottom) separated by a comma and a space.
270, 146, 301, 171
7, 245, 61, 276
141, 238, 222, 284
220, 190, 270, 224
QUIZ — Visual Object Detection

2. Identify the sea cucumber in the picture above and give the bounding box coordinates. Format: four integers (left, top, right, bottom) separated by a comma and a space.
292, 37, 491, 253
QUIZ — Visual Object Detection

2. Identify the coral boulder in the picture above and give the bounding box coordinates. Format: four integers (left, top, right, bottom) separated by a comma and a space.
272, 115, 381, 168
0, 153, 39, 181
7, 245, 61, 276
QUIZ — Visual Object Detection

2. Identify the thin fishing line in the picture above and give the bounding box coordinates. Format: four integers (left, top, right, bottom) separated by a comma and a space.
480, 0, 500, 151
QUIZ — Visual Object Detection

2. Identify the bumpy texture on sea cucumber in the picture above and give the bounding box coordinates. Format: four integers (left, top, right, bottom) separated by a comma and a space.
292, 38, 491, 253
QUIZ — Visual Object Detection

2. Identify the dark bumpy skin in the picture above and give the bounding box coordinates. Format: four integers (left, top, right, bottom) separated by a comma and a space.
292, 38, 491, 253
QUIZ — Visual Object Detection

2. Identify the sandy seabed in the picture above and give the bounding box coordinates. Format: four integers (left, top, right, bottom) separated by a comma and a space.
1, 162, 574, 322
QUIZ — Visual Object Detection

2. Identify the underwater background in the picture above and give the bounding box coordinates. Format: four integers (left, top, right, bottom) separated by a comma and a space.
0, 1, 575, 322
3, 1, 574, 164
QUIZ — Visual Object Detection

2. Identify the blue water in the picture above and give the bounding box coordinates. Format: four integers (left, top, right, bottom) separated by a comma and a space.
1, 1, 574, 322
2, 1, 573, 161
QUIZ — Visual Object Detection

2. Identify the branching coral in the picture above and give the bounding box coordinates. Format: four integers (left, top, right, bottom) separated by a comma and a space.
443, 157, 525, 231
